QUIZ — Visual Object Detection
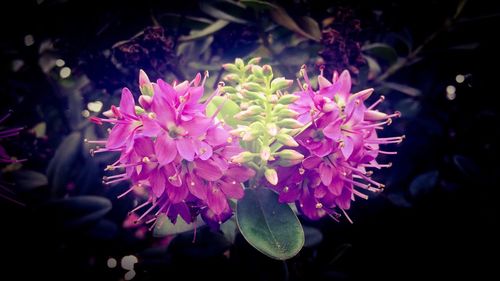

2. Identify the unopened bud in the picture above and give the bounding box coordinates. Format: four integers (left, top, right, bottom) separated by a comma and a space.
139, 70, 154, 96
248, 57, 262, 65
221, 86, 237, 94
364, 110, 388, 121
134, 106, 145, 115
235, 58, 245, 69
260, 146, 271, 161
264, 168, 278, 185
277, 118, 304, 129
276, 149, 304, 160
243, 82, 264, 92
241, 89, 266, 101
222, 63, 239, 73
262, 64, 273, 78
231, 151, 255, 163
266, 123, 278, 136
275, 134, 299, 147
278, 94, 299, 105
251, 65, 264, 78
270, 78, 293, 93
224, 74, 240, 81
276, 109, 299, 118
139, 95, 152, 109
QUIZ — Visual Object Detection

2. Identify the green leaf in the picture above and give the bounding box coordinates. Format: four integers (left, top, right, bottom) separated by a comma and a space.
236, 188, 304, 260
303, 226, 323, 248
153, 214, 205, 237
199, 1, 250, 24
46, 131, 82, 194
158, 13, 214, 30
179, 19, 229, 42
269, 6, 320, 42
409, 170, 439, 198
241, 0, 278, 10
206, 96, 241, 128
297, 16, 321, 42
381, 81, 421, 97
12, 170, 48, 191
362, 43, 398, 65
42, 196, 112, 229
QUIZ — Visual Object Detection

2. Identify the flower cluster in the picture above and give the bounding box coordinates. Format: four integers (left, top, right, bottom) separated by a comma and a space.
273, 66, 403, 221
88, 70, 254, 228
90, 59, 402, 229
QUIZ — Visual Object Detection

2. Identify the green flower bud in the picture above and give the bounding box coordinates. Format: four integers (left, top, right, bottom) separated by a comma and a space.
260, 146, 271, 161
276, 118, 304, 129
221, 86, 237, 94
275, 134, 299, 147
134, 106, 145, 115
251, 65, 264, 78
222, 63, 239, 73
266, 123, 278, 136
276, 108, 299, 118
243, 82, 264, 92
231, 151, 255, 163
235, 58, 245, 69
264, 168, 278, 185
224, 74, 240, 82
247, 57, 262, 65
241, 89, 266, 101
278, 94, 299, 104
276, 149, 304, 160
277, 158, 303, 167
270, 78, 293, 93
262, 64, 273, 79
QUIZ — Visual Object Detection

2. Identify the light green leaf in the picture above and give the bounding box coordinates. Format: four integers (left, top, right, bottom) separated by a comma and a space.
269, 6, 320, 42
179, 20, 229, 42
236, 188, 304, 260
199, 1, 250, 24
153, 214, 205, 237
206, 96, 241, 128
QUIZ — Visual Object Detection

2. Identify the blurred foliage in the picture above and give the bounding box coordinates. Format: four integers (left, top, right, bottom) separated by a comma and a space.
0, 0, 498, 280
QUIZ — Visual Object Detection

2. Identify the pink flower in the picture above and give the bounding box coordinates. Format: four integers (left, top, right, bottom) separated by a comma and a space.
88, 70, 254, 229
273, 67, 403, 222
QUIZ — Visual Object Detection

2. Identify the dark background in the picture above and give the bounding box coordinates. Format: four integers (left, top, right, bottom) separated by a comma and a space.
1, 0, 498, 280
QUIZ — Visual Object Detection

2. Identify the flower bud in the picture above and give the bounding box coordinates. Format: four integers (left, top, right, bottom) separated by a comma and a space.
277, 158, 303, 167
276, 108, 299, 118
276, 149, 304, 160
224, 74, 240, 81
231, 151, 255, 163
243, 82, 264, 92
222, 63, 239, 73
364, 110, 388, 121
266, 123, 278, 136
235, 58, 245, 69
277, 118, 304, 129
260, 146, 271, 161
241, 89, 266, 101
275, 134, 299, 147
251, 65, 264, 78
139, 95, 152, 109
139, 70, 154, 96
221, 86, 237, 94
247, 57, 262, 65
134, 106, 145, 115
264, 168, 278, 185
270, 78, 293, 93
278, 94, 299, 105
262, 64, 273, 78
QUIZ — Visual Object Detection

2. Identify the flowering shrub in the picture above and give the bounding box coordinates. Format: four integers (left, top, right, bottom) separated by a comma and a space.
89, 58, 402, 259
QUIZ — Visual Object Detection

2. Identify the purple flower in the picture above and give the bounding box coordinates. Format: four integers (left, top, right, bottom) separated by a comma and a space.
89, 70, 254, 229
272, 67, 403, 222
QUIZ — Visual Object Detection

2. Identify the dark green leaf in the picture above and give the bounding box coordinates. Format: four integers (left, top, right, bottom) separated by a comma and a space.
199, 1, 250, 24
409, 170, 439, 198
236, 188, 304, 260
241, 0, 278, 9
381, 82, 421, 97
42, 196, 112, 229
206, 96, 241, 128
220, 218, 237, 244
158, 13, 214, 30
179, 20, 229, 42
453, 155, 480, 177
362, 43, 398, 65
297, 16, 321, 42
12, 170, 48, 191
46, 131, 82, 194
269, 6, 320, 42
303, 226, 323, 248
153, 214, 205, 237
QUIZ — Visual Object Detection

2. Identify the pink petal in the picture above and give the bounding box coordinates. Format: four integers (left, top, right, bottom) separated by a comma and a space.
205, 126, 229, 146
156, 79, 177, 105
323, 119, 342, 141
319, 162, 333, 186
219, 180, 244, 199
186, 173, 207, 200
207, 185, 228, 215
140, 115, 161, 137
194, 140, 213, 160
341, 137, 354, 159
335, 185, 352, 210
194, 159, 223, 181
151, 84, 176, 125
302, 155, 322, 169
106, 123, 135, 149
150, 168, 166, 197
176, 137, 195, 161
155, 132, 177, 165
181, 116, 212, 138
166, 182, 189, 203
225, 166, 255, 182
328, 177, 344, 196
120, 88, 136, 116
133, 137, 154, 157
